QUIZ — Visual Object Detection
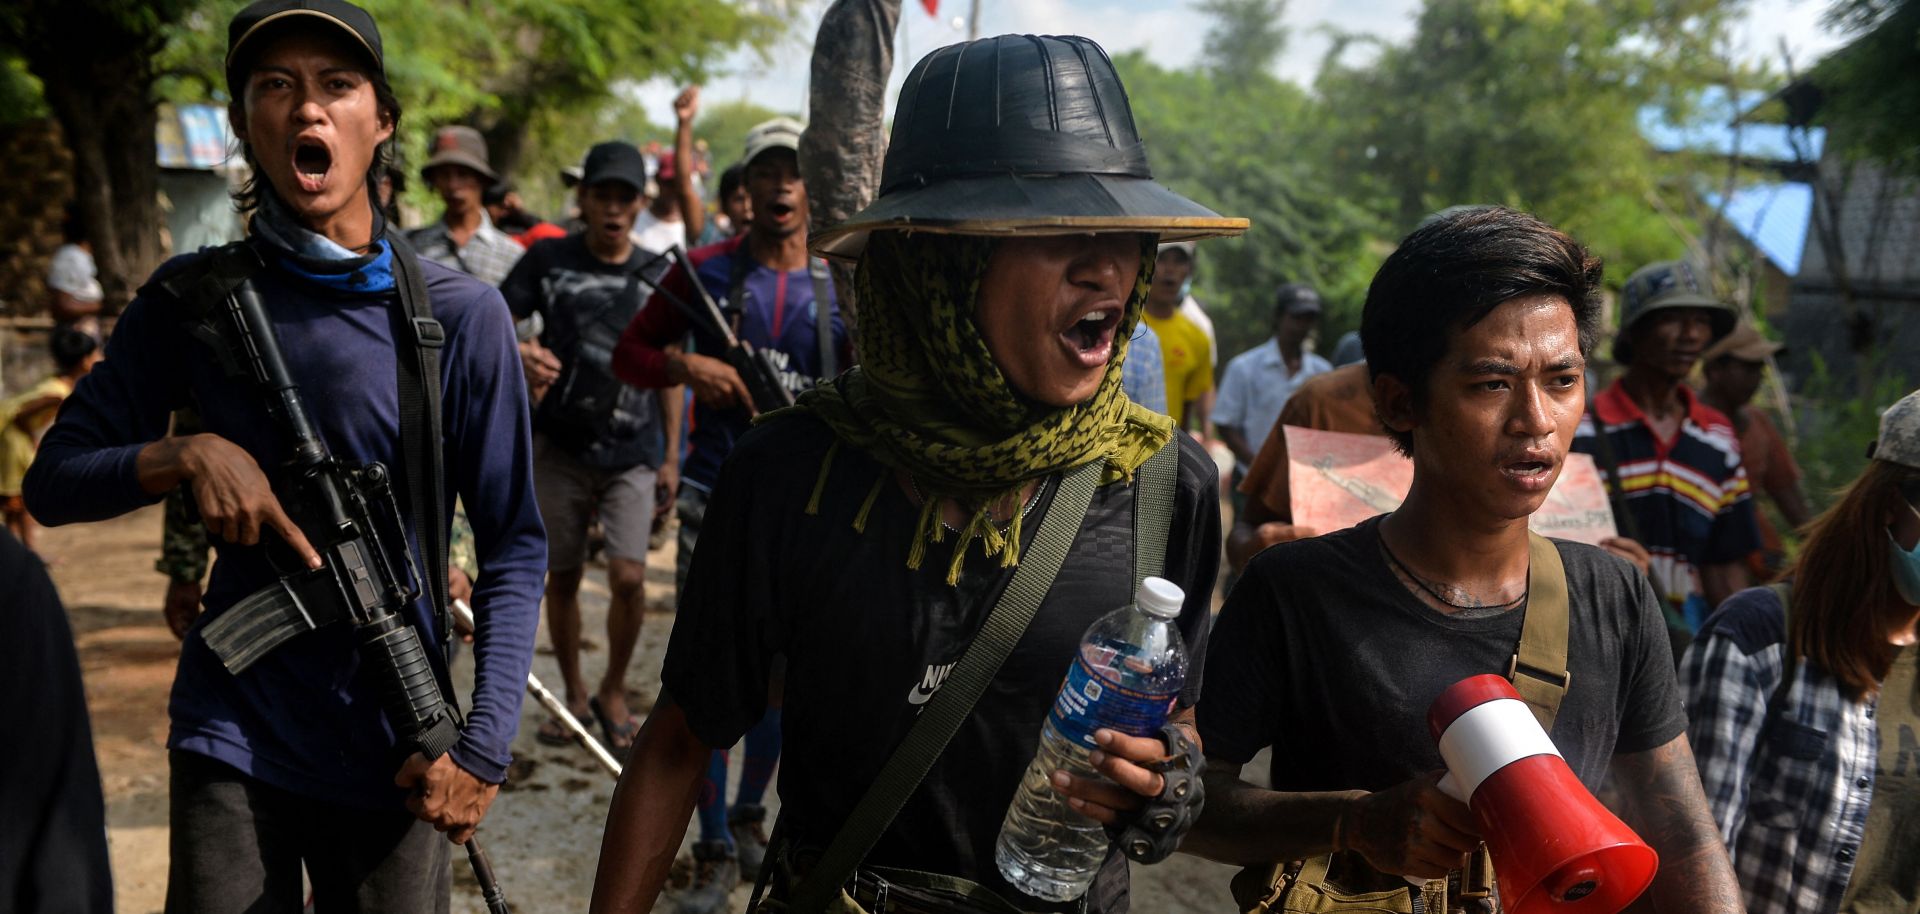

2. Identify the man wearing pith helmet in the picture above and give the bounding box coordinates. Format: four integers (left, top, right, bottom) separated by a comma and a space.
591, 34, 1246, 914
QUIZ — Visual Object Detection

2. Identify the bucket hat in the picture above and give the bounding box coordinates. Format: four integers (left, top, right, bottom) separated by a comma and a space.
420, 126, 498, 183
1613, 259, 1736, 364
1701, 321, 1785, 365
1874, 388, 1920, 471
811, 34, 1247, 262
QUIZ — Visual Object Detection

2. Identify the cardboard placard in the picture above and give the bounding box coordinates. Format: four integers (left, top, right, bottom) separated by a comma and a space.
1285, 426, 1618, 545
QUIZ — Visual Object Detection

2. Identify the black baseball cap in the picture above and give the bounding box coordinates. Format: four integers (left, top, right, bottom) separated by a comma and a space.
1276, 283, 1323, 316
226, 0, 384, 95
579, 141, 648, 192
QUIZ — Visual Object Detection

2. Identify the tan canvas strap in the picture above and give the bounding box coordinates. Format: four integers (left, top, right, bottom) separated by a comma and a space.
1297, 854, 1332, 888
1510, 532, 1571, 730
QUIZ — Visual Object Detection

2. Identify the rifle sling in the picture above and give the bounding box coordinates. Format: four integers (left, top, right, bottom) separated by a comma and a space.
386, 236, 456, 715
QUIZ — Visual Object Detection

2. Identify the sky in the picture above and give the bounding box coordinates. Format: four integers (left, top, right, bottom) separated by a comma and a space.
632, 0, 1851, 130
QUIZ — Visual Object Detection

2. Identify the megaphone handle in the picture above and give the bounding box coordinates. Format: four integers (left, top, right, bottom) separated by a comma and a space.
1397, 771, 1471, 888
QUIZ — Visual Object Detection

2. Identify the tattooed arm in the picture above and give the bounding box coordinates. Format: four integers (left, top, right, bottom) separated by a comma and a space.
1185, 758, 1358, 865
1610, 734, 1746, 914
1186, 758, 1479, 879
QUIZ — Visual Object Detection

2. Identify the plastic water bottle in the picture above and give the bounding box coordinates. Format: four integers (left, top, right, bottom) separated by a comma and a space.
995, 577, 1189, 901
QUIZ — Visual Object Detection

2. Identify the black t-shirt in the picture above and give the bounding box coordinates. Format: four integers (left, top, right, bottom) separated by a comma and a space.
499, 235, 669, 470
1199, 516, 1687, 794
662, 416, 1220, 913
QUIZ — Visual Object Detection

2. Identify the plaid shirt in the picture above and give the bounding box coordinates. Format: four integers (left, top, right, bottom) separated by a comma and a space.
406, 213, 523, 288
1681, 585, 1877, 914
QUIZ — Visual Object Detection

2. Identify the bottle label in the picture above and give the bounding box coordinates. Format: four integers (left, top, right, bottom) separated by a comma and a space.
1049, 653, 1179, 749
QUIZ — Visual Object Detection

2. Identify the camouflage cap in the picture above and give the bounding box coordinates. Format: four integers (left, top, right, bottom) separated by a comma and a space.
1613, 260, 1736, 365
1874, 388, 1920, 471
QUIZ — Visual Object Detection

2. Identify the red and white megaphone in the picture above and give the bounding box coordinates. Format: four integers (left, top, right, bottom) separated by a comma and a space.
1426, 675, 1658, 914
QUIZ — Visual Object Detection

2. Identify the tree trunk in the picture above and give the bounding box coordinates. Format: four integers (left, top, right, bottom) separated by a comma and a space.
40, 76, 164, 312
8, 0, 181, 314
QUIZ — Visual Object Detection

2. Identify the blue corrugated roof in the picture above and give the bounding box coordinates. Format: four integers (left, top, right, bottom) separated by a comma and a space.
1638, 87, 1825, 163
1706, 182, 1813, 276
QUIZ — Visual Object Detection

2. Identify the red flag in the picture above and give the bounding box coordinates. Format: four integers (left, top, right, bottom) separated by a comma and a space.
921, 0, 938, 15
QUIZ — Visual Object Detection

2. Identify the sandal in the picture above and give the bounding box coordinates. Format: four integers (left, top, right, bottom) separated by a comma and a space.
588, 695, 641, 751
535, 716, 577, 747
536, 697, 595, 747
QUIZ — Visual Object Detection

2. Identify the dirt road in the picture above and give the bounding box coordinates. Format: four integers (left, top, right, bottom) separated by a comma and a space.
46, 506, 1243, 913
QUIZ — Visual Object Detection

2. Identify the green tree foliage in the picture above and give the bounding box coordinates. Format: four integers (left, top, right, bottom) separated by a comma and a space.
0, 0, 203, 307
510, 90, 670, 219
1314, 0, 1749, 288
1196, 0, 1290, 88
1792, 351, 1915, 511
1811, 0, 1920, 176
0, 0, 779, 300
0, 53, 46, 126
1118, 50, 1389, 361
1123, 0, 1753, 364
158, 0, 780, 178
697, 98, 796, 169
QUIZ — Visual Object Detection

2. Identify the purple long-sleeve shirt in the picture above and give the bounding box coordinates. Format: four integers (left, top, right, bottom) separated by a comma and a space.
24, 248, 546, 808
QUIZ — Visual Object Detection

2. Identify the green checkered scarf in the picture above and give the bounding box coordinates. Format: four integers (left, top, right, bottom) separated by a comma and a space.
784, 230, 1173, 584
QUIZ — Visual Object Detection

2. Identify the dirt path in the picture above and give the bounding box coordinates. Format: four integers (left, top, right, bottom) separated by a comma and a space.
47, 507, 1243, 913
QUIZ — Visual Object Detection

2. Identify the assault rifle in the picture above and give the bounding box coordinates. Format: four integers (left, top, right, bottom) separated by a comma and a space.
646, 245, 796, 413
191, 268, 510, 914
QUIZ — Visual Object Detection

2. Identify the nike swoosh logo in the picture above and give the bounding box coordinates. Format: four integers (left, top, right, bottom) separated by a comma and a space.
907, 685, 937, 706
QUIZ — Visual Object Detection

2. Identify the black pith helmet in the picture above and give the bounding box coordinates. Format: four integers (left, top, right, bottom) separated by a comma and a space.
810, 34, 1247, 262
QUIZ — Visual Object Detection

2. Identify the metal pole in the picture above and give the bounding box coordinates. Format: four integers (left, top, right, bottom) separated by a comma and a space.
968, 0, 981, 40
452, 600, 623, 778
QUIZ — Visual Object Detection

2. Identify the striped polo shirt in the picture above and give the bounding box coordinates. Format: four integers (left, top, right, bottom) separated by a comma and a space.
1573, 380, 1761, 629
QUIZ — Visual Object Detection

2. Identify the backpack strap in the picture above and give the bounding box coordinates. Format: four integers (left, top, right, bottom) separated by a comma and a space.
1464, 533, 1574, 900
785, 459, 1105, 914
1511, 532, 1572, 730
386, 236, 454, 704
1254, 533, 1574, 912
1132, 437, 1179, 590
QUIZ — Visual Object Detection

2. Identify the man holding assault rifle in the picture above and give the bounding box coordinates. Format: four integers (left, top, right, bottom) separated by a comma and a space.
611, 114, 851, 909
23, 1, 546, 910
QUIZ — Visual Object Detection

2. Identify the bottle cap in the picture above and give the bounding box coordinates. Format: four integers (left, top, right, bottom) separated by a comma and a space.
1136, 577, 1185, 619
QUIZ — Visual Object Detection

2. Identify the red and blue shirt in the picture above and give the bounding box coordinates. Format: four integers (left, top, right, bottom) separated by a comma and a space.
1573, 380, 1761, 627
612, 234, 849, 491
